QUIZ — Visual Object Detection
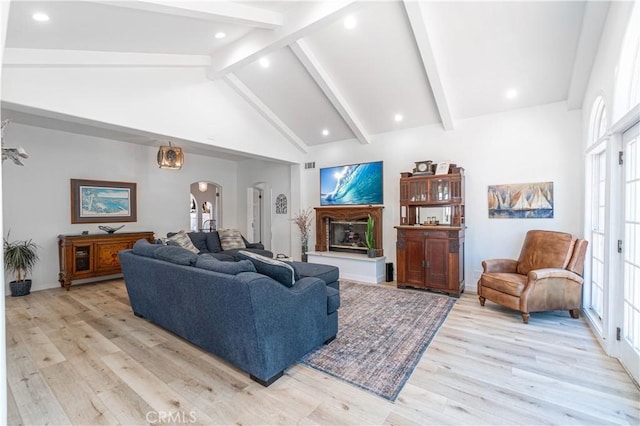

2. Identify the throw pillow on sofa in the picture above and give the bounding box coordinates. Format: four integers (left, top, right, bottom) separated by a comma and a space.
218, 229, 246, 250
236, 251, 296, 287
154, 245, 199, 266
196, 255, 257, 275
167, 230, 200, 254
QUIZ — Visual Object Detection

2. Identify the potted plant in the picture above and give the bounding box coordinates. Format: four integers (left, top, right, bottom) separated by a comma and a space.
4, 233, 39, 297
365, 214, 377, 258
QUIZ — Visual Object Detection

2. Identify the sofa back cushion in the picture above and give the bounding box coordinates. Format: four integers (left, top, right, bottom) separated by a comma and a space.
236, 250, 296, 287
132, 239, 158, 258
218, 229, 246, 250
516, 230, 575, 275
187, 232, 208, 253
154, 245, 199, 266
205, 231, 223, 253
167, 230, 199, 254
195, 255, 257, 275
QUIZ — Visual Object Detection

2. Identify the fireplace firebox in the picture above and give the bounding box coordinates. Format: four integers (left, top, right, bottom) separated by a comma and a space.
329, 220, 368, 253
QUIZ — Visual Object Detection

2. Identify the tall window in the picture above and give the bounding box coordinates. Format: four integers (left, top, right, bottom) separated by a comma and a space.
614, 2, 640, 118
586, 96, 609, 324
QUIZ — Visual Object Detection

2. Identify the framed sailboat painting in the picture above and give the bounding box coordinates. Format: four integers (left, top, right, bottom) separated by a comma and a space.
487, 181, 553, 218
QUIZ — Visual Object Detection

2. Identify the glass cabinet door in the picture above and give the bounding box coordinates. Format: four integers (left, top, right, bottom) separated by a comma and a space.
429, 179, 450, 202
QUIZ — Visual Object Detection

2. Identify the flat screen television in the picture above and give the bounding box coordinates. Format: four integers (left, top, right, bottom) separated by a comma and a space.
320, 160, 383, 206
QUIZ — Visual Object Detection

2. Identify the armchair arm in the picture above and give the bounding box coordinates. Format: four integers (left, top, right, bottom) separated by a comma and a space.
521, 268, 584, 313
527, 268, 584, 284
482, 259, 517, 273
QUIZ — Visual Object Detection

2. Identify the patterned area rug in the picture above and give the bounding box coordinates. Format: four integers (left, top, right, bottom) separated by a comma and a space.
301, 281, 456, 401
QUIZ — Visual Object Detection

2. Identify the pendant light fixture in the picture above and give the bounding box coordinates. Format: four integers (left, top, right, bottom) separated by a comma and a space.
157, 141, 184, 170
198, 181, 208, 192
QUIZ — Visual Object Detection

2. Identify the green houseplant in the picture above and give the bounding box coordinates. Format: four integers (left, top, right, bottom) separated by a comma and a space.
365, 214, 377, 258
4, 234, 39, 296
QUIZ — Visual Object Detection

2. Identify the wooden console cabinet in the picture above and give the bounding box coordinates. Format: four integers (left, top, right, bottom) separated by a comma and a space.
395, 226, 464, 296
396, 169, 465, 296
58, 231, 154, 290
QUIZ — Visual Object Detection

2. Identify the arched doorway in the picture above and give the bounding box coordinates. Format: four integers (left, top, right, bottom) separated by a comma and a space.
190, 181, 222, 232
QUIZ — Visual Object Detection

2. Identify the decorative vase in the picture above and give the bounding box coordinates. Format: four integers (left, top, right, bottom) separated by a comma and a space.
10, 279, 32, 297
367, 249, 377, 258
301, 239, 308, 262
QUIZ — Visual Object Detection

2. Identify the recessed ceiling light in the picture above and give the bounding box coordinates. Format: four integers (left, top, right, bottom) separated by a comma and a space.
394, 113, 403, 122
214, 32, 226, 39
506, 89, 518, 99
322, 129, 330, 136
259, 58, 270, 68
32, 12, 50, 22
344, 15, 357, 29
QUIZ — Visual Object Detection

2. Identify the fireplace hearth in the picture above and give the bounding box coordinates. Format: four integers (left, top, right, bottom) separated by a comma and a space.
314, 206, 383, 256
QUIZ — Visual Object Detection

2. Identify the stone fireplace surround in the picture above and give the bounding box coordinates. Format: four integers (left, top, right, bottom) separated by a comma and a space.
314, 206, 384, 256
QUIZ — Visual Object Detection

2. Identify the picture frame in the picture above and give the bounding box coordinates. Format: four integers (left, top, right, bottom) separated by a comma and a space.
435, 162, 450, 175
71, 179, 137, 223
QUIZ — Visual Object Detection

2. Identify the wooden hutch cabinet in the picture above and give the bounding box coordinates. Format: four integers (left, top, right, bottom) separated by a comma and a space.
395, 168, 465, 296
58, 231, 154, 290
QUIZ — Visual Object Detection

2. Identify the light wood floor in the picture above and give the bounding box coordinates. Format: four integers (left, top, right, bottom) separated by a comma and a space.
5, 279, 639, 425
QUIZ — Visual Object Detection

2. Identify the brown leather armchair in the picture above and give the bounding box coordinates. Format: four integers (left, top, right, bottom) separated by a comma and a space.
478, 230, 588, 323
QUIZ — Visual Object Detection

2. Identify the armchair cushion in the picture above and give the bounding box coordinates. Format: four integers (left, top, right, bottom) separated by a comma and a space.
516, 230, 575, 275
480, 273, 527, 297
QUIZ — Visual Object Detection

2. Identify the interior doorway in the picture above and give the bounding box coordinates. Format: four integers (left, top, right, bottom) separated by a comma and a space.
247, 183, 271, 248
190, 181, 222, 232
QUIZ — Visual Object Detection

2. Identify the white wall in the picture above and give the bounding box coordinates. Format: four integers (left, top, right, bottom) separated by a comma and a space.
236, 159, 292, 258
303, 101, 583, 292
2, 122, 238, 293
1, 67, 304, 164
582, 1, 636, 127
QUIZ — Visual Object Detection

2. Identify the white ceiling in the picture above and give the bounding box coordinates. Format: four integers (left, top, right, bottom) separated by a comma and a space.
2, 0, 608, 158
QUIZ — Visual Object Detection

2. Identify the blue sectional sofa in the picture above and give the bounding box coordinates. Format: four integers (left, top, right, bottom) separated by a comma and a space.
119, 241, 339, 386
166, 230, 274, 261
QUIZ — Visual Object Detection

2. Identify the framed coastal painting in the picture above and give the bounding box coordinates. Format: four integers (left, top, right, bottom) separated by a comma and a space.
487, 181, 553, 219
71, 179, 137, 223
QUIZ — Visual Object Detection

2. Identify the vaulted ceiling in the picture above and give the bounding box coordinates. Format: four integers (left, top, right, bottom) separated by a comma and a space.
2, 0, 610, 158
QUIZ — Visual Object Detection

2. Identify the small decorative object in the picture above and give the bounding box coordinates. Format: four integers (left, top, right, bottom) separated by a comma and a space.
1, 120, 29, 166
365, 214, 377, 258
157, 141, 184, 170
275, 194, 287, 214
488, 181, 554, 219
435, 162, 450, 175
98, 225, 125, 234
81, 230, 89, 235
71, 179, 137, 223
292, 208, 313, 262
412, 160, 433, 175
4, 232, 39, 297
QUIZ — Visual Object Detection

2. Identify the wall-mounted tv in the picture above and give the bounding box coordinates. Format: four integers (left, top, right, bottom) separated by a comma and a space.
320, 160, 383, 206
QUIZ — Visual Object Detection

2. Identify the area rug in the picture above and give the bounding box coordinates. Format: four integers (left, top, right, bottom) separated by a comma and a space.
301, 281, 456, 401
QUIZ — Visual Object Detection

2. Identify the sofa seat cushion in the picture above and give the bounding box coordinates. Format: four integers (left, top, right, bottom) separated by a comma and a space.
236, 251, 296, 287
326, 286, 340, 314
481, 272, 527, 297
218, 229, 246, 250
154, 245, 199, 266
196, 255, 256, 275
132, 239, 158, 257
291, 262, 339, 286
167, 230, 200, 254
